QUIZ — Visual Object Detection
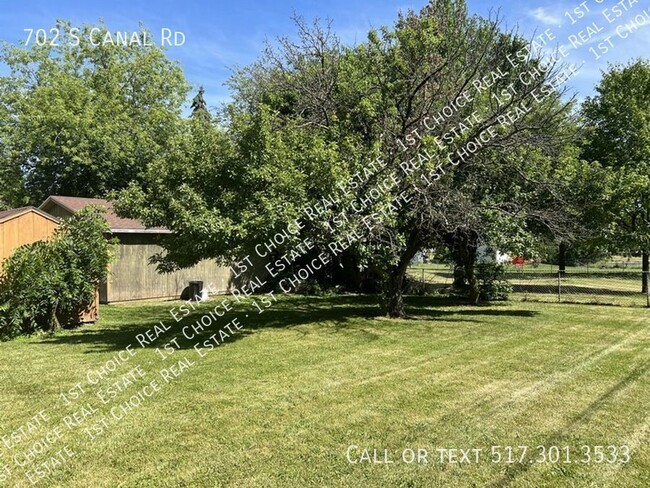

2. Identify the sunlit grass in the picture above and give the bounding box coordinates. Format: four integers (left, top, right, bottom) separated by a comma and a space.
0, 295, 649, 486
410, 263, 649, 307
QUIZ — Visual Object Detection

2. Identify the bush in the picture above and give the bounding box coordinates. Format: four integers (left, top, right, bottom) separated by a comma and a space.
0, 207, 115, 339
403, 278, 431, 296
294, 279, 324, 296
475, 261, 512, 301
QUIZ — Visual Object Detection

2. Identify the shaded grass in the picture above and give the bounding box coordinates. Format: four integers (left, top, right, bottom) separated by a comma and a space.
0, 295, 649, 487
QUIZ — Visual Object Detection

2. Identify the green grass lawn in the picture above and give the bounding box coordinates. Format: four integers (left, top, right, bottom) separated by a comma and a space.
1, 295, 649, 487
410, 264, 649, 307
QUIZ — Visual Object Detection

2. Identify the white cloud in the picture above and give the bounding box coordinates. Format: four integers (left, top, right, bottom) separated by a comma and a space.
529, 7, 561, 26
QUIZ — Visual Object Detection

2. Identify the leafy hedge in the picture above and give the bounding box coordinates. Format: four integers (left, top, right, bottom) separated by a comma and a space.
0, 207, 115, 339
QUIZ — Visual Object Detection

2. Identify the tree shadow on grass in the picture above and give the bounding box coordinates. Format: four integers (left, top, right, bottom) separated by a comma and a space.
36, 294, 539, 353
513, 283, 644, 298
405, 296, 539, 320
406, 308, 539, 319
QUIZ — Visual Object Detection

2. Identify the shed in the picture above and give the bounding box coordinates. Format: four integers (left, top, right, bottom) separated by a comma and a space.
39, 196, 231, 303
0, 206, 97, 323
0, 206, 59, 270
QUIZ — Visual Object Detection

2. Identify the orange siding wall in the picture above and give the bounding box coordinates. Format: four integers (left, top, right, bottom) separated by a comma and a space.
0, 212, 59, 270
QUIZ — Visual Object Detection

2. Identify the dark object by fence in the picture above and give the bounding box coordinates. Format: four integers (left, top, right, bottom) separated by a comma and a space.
189, 281, 203, 301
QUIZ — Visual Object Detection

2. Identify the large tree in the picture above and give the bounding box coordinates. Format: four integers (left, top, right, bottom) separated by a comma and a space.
229, 2, 578, 313
0, 21, 189, 206
436, 139, 583, 305
116, 17, 357, 279
117, 1, 580, 316
115, 105, 348, 274
582, 60, 650, 292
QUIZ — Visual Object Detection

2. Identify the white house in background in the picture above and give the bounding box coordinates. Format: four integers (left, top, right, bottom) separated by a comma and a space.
477, 245, 512, 264
410, 247, 511, 265
412, 251, 425, 264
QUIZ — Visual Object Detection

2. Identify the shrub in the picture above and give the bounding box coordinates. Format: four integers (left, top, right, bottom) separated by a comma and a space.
0, 207, 115, 339
294, 279, 323, 296
475, 261, 512, 301
403, 278, 431, 296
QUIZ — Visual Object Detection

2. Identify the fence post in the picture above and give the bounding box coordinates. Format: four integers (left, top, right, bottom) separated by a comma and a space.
646, 271, 649, 308
422, 268, 425, 285
557, 270, 562, 303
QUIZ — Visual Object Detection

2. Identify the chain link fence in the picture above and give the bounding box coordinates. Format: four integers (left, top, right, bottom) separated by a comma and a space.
409, 264, 650, 308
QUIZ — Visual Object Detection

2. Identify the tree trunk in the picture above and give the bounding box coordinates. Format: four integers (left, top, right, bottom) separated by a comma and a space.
386, 232, 422, 318
558, 241, 567, 276
642, 251, 649, 294
458, 231, 480, 305
466, 266, 480, 305
452, 264, 465, 289
49, 301, 61, 333
448, 236, 466, 290
331, 250, 362, 292
386, 269, 407, 318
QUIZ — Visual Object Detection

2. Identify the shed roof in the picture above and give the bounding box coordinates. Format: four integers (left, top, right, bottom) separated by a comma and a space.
0, 206, 59, 225
39, 196, 171, 234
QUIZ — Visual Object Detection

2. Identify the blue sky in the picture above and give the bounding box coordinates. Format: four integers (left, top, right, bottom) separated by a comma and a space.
1, 0, 649, 109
